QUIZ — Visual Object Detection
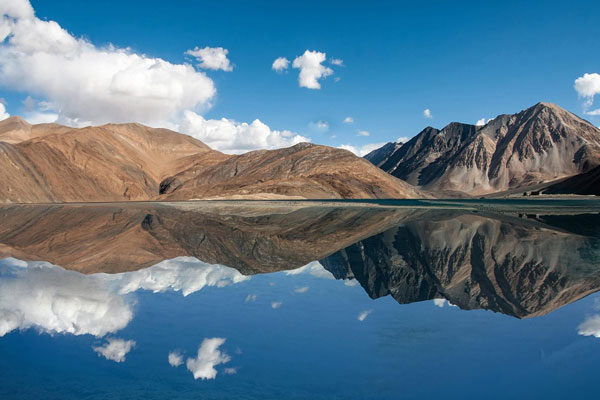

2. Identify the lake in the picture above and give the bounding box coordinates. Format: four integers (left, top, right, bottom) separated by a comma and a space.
1, 200, 599, 399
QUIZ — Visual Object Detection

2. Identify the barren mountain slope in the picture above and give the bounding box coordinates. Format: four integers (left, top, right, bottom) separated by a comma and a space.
0, 117, 425, 202
368, 103, 600, 195
160, 142, 428, 199
0, 117, 223, 202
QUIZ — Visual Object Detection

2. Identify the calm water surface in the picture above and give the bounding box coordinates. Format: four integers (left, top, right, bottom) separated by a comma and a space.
0, 200, 599, 399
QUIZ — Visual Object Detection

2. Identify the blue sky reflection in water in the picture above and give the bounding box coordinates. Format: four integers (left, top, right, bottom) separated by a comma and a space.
1, 255, 600, 400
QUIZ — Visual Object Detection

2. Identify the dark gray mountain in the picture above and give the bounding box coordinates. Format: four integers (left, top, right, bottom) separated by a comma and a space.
321, 211, 600, 318
543, 165, 600, 195
364, 141, 403, 167
365, 103, 600, 195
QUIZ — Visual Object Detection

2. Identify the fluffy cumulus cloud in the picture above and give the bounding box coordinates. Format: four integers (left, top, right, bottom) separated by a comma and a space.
574, 73, 600, 109
117, 257, 250, 296
343, 116, 354, 124
0, 256, 251, 338
186, 338, 231, 380
476, 118, 486, 126
292, 50, 333, 89
0, 102, 9, 120
168, 351, 184, 367
0, 0, 216, 127
578, 315, 600, 338
186, 46, 233, 71
272, 56, 289, 72
338, 142, 387, 157
423, 109, 432, 119
93, 337, 136, 362
0, 258, 133, 337
179, 111, 310, 154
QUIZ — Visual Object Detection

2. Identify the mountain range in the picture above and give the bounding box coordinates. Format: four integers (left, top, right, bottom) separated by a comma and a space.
365, 102, 600, 196
0, 117, 422, 203
0, 102, 598, 202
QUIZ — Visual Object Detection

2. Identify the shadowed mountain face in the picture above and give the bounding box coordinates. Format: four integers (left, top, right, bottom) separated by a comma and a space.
0, 117, 424, 202
1, 202, 599, 318
320, 211, 600, 318
366, 103, 600, 195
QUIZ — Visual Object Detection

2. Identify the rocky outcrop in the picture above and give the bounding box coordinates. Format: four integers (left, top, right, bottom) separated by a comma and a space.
366, 103, 600, 195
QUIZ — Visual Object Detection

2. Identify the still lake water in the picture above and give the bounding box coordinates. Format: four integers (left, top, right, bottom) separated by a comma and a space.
1, 200, 599, 399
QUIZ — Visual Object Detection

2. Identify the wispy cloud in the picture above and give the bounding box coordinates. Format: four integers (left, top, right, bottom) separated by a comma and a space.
357, 310, 372, 321
423, 109, 433, 119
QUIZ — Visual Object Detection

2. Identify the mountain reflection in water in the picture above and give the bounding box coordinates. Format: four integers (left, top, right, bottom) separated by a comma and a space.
2, 201, 600, 399
0, 201, 599, 318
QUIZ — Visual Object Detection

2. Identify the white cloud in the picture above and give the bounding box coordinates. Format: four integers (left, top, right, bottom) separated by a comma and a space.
179, 111, 310, 154
223, 367, 237, 375
168, 351, 184, 367
0, 102, 9, 120
285, 261, 335, 279
186, 338, 231, 380
23, 111, 58, 124
433, 298, 446, 307
271, 301, 282, 309
309, 120, 329, 131
396, 136, 411, 143
584, 108, 600, 116
0, 0, 216, 127
117, 257, 250, 297
294, 286, 309, 293
245, 294, 257, 303
423, 109, 432, 119
93, 338, 135, 363
0, 259, 133, 337
578, 315, 600, 338
475, 118, 486, 126
343, 116, 354, 124
272, 57, 289, 72
574, 73, 600, 107
185, 46, 233, 72
344, 279, 359, 287
338, 142, 387, 157
330, 58, 344, 66
357, 130, 370, 137
357, 310, 371, 321
292, 50, 333, 89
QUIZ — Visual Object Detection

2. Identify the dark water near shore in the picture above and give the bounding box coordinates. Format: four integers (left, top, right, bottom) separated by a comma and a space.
1, 200, 599, 399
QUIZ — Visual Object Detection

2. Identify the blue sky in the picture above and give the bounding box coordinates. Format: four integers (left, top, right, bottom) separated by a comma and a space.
1, 0, 599, 154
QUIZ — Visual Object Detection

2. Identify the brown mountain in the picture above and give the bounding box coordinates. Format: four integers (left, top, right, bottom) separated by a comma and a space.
0, 117, 424, 202
366, 103, 600, 195
0, 202, 417, 274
